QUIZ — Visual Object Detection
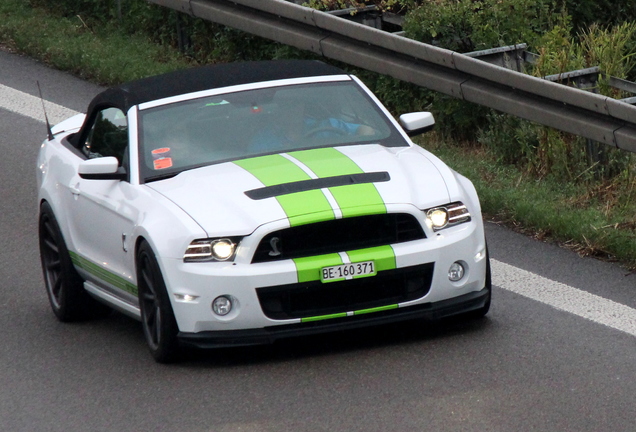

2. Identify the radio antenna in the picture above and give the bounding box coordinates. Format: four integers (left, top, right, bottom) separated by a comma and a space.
36, 81, 54, 141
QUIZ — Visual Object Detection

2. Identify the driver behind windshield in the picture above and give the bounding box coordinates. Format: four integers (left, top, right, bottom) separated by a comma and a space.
248, 95, 374, 153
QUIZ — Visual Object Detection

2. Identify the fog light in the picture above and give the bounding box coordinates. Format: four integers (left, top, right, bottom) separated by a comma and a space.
212, 296, 233, 316
448, 262, 465, 282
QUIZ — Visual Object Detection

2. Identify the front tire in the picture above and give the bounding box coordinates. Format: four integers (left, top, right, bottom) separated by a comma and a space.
137, 241, 180, 363
39, 201, 109, 321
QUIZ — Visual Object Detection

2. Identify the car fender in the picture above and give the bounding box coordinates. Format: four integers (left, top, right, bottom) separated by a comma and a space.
129, 185, 208, 263
450, 168, 487, 255
36, 136, 82, 251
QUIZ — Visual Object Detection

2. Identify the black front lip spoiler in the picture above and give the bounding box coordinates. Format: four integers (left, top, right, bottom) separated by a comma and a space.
178, 288, 490, 349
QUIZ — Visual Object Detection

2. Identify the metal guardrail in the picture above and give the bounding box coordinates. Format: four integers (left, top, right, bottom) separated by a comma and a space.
466, 45, 636, 105
464, 44, 532, 73
147, 0, 636, 153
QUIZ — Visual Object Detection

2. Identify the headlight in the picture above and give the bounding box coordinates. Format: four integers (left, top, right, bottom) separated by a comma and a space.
427, 208, 448, 229
426, 202, 471, 231
184, 238, 240, 262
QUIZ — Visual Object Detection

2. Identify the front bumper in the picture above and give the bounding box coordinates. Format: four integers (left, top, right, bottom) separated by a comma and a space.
162, 212, 487, 334
177, 287, 490, 349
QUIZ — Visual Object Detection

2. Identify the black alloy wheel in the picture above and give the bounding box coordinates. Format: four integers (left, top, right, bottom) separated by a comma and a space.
137, 241, 180, 363
38, 201, 109, 321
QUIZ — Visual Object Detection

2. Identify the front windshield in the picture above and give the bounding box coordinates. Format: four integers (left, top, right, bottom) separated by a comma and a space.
138, 80, 407, 182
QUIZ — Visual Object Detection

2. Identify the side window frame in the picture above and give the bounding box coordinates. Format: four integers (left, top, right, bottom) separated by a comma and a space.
81, 107, 129, 172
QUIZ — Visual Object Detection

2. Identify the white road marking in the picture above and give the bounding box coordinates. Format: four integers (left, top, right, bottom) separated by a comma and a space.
0, 83, 80, 125
4, 82, 636, 337
492, 259, 636, 336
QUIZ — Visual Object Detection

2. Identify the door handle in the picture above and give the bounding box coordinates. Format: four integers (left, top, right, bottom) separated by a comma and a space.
70, 182, 80, 196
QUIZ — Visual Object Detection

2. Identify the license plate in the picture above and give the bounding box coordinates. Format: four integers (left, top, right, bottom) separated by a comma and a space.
321, 261, 376, 282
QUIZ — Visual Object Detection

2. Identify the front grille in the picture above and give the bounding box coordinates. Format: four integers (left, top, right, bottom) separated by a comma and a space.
256, 263, 434, 320
252, 213, 425, 263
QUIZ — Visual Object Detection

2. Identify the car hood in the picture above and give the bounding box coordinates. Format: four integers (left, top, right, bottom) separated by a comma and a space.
146, 144, 452, 237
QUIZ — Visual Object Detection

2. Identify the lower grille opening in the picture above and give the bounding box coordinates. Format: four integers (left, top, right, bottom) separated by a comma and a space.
257, 263, 434, 320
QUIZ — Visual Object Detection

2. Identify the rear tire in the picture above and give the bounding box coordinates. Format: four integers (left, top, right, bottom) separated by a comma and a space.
137, 241, 180, 363
39, 201, 110, 321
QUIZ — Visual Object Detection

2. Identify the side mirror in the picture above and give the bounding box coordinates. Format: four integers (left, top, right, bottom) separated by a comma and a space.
399, 112, 435, 137
79, 156, 127, 180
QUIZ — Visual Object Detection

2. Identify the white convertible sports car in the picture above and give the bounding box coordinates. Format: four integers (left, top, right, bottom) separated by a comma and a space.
37, 60, 490, 362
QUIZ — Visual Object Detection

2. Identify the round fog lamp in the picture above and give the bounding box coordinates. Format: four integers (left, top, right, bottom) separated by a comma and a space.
212, 296, 233, 316
448, 262, 465, 282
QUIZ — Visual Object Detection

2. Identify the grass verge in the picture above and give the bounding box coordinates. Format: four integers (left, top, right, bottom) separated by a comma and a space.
0, 0, 191, 84
3, 0, 636, 269
423, 137, 636, 267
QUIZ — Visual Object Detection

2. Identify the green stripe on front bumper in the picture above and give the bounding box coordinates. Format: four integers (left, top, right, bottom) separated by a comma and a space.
292, 245, 396, 284
290, 148, 387, 217
301, 312, 349, 322
234, 154, 334, 226
70, 251, 137, 296
300, 304, 399, 323
353, 304, 399, 315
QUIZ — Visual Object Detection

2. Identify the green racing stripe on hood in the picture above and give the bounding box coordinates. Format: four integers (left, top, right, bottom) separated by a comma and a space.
289, 148, 387, 217
234, 154, 334, 226
235, 148, 389, 226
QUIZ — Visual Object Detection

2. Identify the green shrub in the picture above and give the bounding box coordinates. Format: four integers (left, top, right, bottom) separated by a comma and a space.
304, 0, 409, 12
564, 0, 636, 32
303, 0, 367, 10
528, 21, 636, 180
403, 0, 558, 53
577, 22, 636, 96
401, 0, 563, 141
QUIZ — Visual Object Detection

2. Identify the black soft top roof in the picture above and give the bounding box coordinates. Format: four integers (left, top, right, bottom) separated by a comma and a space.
71, 60, 346, 146
87, 60, 346, 115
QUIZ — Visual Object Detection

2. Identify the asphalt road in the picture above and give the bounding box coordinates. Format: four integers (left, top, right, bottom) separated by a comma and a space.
2, 49, 636, 431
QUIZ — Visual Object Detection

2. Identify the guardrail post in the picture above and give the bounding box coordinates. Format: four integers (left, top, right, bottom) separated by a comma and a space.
575, 75, 606, 174
176, 13, 191, 54
116, 0, 122, 23
465, 44, 529, 73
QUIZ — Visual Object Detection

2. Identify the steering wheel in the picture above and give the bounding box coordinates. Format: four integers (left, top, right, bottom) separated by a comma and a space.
303, 126, 348, 138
